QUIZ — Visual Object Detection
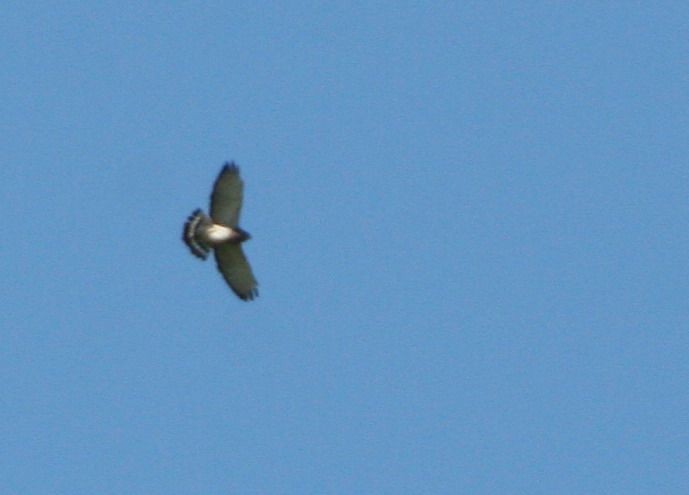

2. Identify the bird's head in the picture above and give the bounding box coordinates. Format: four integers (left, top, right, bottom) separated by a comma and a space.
235, 228, 251, 242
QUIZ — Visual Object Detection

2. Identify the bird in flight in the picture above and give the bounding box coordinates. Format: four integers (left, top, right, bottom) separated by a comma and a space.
183, 162, 258, 301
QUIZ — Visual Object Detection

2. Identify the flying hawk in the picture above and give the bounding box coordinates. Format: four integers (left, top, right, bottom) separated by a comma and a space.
183, 162, 258, 301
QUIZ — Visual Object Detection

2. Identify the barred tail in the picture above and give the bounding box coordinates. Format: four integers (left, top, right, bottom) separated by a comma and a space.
183, 209, 210, 260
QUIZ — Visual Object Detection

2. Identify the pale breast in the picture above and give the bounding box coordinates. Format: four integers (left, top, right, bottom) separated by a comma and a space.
201, 224, 236, 244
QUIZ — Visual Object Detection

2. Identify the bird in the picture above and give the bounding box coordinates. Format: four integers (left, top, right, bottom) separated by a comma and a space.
183, 162, 258, 301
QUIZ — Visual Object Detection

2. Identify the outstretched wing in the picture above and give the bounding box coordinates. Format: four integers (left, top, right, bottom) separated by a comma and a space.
214, 244, 259, 301
210, 163, 243, 227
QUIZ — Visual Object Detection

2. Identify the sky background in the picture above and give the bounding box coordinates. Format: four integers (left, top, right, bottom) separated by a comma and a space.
2, 2, 688, 494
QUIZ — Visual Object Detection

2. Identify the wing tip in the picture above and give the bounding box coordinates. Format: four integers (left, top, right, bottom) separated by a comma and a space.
221, 161, 239, 175
236, 287, 259, 301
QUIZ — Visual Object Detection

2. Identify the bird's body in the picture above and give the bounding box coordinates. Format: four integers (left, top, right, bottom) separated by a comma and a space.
183, 163, 258, 301
191, 218, 247, 244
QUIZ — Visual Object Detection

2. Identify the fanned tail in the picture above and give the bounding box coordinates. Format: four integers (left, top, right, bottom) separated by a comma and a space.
183, 209, 211, 260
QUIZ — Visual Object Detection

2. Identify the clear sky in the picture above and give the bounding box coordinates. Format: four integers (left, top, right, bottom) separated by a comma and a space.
2, 2, 688, 494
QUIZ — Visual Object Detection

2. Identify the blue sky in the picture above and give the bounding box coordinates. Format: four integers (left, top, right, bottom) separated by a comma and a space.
2, 2, 688, 493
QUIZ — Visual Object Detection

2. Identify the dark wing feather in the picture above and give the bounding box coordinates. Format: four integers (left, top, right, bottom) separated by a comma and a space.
214, 244, 259, 301
210, 163, 243, 227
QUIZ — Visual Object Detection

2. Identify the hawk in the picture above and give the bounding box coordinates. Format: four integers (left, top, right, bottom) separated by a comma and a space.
183, 162, 258, 301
